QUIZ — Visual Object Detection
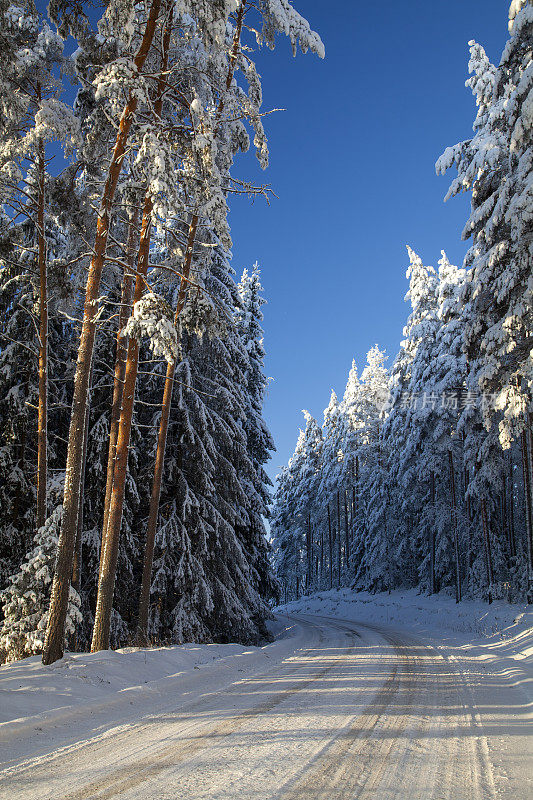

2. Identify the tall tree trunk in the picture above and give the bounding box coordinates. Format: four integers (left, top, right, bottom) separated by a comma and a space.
133, 0, 247, 643
336, 490, 341, 588
136, 1, 248, 641
36, 127, 47, 533
448, 449, 461, 603
72, 362, 93, 597
306, 514, 312, 591
480, 497, 494, 604
320, 525, 324, 585
429, 471, 436, 594
42, 0, 163, 665
91, 15, 172, 652
521, 426, 533, 604
100, 210, 138, 556
136, 213, 198, 642
70, 369, 92, 652
327, 504, 333, 590
343, 489, 350, 572
508, 450, 516, 558
91, 199, 151, 652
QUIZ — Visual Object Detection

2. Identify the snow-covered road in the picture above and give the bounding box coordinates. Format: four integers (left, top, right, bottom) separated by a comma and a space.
1, 613, 531, 799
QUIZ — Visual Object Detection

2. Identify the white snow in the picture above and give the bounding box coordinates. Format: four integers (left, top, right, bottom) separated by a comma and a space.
0, 617, 298, 769
1, 593, 531, 798
277, 588, 533, 708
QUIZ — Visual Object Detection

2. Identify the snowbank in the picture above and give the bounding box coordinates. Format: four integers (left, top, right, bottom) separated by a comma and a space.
0, 617, 299, 769
276, 587, 529, 640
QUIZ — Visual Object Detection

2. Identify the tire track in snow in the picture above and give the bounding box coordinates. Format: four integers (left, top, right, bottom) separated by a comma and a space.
6, 621, 360, 800
275, 616, 497, 800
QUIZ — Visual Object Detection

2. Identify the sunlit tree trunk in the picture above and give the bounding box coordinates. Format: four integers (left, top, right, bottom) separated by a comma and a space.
135, 212, 197, 642
36, 123, 47, 534
92, 15, 172, 652
100, 210, 138, 559
136, 0, 248, 642
42, 0, 162, 665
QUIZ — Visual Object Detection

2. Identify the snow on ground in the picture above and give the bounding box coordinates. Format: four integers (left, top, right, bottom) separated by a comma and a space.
0, 617, 297, 769
0, 592, 532, 799
276, 587, 533, 699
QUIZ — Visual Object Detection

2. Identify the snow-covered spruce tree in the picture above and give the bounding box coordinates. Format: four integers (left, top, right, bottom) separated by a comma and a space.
271, 407, 323, 600
132, 0, 323, 645
415, 253, 469, 596
0, 506, 81, 663
271, 418, 317, 601
336, 360, 362, 577
191, 246, 277, 642
318, 391, 345, 586
383, 249, 441, 594
296, 410, 323, 592
436, 2, 532, 449
236, 264, 276, 590
436, 1, 533, 599
0, 241, 37, 588
270, 465, 297, 602
351, 346, 390, 591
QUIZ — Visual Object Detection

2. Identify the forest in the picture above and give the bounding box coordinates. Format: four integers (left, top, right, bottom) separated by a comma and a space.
272, 4, 533, 607
0, 0, 531, 671
0, 0, 324, 665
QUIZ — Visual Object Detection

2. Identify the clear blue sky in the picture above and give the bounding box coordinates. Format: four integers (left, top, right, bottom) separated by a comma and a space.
228, 0, 510, 483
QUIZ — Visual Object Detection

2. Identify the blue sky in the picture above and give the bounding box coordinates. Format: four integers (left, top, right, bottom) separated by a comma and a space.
227, 0, 510, 482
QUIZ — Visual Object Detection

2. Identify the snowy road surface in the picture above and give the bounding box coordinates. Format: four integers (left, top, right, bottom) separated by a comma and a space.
0, 614, 531, 800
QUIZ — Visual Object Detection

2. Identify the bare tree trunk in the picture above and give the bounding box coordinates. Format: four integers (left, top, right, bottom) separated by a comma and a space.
336, 490, 341, 588
343, 489, 349, 574
320, 525, 324, 585
136, 213, 197, 642
429, 471, 436, 594
508, 450, 516, 558
91, 12, 172, 653
448, 449, 461, 603
480, 497, 494, 604
70, 368, 92, 652
91, 199, 151, 652
42, 0, 162, 665
100, 210, 138, 556
327, 504, 333, 590
521, 426, 533, 604
306, 514, 312, 592
36, 127, 47, 533
72, 362, 93, 596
